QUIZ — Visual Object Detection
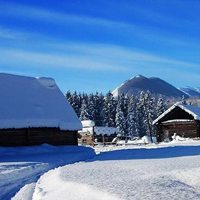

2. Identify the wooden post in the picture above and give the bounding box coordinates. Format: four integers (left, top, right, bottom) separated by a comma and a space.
102, 135, 105, 146
26, 128, 30, 145
92, 126, 95, 146
156, 124, 162, 142
196, 120, 200, 138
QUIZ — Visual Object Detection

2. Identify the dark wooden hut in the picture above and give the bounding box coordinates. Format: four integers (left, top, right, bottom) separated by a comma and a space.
78, 121, 119, 145
94, 126, 119, 144
153, 103, 200, 142
0, 73, 82, 146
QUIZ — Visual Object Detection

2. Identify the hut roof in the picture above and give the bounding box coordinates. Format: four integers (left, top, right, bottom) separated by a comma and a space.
81, 120, 95, 128
153, 102, 200, 125
95, 126, 119, 136
0, 73, 82, 130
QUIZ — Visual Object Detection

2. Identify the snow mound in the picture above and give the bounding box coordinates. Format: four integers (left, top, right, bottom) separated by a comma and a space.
81, 120, 95, 127
37, 77, 57, 89
12, 183, 36, 200
32, 170, 120, 200
116, 136, 157, 145
141, 136, 157, 143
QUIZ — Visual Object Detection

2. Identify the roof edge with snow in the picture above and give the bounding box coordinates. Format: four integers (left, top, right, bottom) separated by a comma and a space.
153, 102, 200, 125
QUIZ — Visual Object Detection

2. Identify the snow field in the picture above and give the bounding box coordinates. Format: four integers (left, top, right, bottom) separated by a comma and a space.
30, 143, 200, 200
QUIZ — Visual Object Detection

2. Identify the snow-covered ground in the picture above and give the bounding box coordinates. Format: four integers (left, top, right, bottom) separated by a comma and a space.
95, 137, 200, 153
12, 140, 200, 200
2, 140, 200, 200
0, 145, 95, 200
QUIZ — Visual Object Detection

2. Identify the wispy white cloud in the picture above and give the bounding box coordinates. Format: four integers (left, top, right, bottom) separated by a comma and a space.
0, 3, 130, 28
0, 26, 27, 40
0, 42, 198, 74
120, 1, 199, 29
0, 48, 127, 72
0, 2, 197, 48
44, 42, 200, 69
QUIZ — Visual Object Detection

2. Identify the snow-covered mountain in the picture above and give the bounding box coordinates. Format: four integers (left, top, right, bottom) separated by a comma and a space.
179, 87, 200, 97
112, 75, 192, 98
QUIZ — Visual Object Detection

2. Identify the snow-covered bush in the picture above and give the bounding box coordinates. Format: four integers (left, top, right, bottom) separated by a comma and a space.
141, 136, 157, 144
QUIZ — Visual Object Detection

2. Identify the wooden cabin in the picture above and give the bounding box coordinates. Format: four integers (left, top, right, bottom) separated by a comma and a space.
78, 120, 119, 145
0, 73, 82, 146
153, 103, 200, 142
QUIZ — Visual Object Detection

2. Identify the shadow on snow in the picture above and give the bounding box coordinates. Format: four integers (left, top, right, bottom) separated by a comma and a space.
0, 145, 95, 200
93, 145, 200, 161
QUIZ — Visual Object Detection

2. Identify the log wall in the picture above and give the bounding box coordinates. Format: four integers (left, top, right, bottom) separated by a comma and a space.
156, 120, 200, 142
0, 128, 78, 146
95, 134, 117, 143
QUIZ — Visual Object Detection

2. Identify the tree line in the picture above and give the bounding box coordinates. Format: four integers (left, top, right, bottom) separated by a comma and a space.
66, 91, 168, 138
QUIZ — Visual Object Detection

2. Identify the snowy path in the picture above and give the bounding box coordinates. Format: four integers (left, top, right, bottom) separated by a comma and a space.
31, 145, 200, 200
0, 162, 47, 199
0, 145, 95, 200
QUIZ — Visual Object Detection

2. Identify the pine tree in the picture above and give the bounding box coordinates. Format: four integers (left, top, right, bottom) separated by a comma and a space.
115, 102, 126, 136
80, 99, 90, 120
66, 90, 72, 102
156, 96, 167, 117
135, 91, 146, 137
70, 91, 81, 116
127, 95, 138, 138
142, 91, 156, 142
118, 93, 128, 118
87, 93, 95, 120
93, 92, 104, 126
102, 91, 117, 127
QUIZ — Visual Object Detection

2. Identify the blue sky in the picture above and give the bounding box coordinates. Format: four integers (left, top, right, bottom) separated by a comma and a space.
0, 0, 200, 93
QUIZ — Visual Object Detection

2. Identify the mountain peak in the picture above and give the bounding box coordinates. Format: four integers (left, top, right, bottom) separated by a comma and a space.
135, 74, 146, 78
112, 75, 189, 98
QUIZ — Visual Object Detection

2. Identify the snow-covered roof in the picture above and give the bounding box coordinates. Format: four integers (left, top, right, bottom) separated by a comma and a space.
161, 119, 193, 124
81, 120, 95, 127
95, 126, 119, 136
153, 102, 200, 125
0, 73, 82, 130
79, 125, 118, 136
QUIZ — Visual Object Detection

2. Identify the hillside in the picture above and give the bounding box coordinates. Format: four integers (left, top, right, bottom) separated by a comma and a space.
180, 87, 200, 98
112, 75, 190, 98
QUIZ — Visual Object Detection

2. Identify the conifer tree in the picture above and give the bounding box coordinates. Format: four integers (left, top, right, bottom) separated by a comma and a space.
87, 93, 95, 120
102, 91, 117, 127
70, 91, 81, 116
156, 96, 167, 117
80, 99, 90, 120
135, 91, 146, 137
127, 95, 137, 138
143, 91, 156, 142
66, 90, 72, 102
118, 93, 128, 118
93, 92, 104, 126
115, 102, 126, 136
